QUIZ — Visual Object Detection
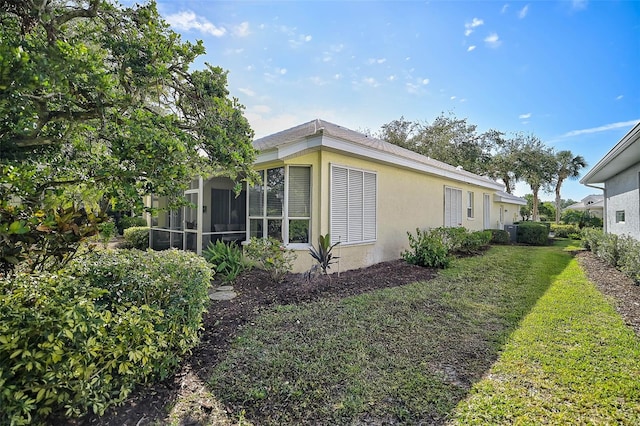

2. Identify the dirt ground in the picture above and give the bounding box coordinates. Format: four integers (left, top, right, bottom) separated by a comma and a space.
69, 249, 639, 425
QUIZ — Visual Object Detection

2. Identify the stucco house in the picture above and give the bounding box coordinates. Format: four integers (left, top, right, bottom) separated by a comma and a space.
564, 194, 604, 219
580, 121, 640, 240
149, 119, 526, 272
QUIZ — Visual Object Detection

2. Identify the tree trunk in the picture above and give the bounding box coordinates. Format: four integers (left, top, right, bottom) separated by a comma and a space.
532, 186, 539, 222
554, 180, 563, 224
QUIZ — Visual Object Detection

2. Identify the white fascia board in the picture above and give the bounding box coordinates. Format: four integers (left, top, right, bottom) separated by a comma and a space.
319, 136, 504, 190
580, 122, 640, 184
494, 193, 527, 205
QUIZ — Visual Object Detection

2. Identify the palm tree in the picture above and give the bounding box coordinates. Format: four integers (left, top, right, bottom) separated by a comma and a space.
553, 151, 587, 224
516, 134, 556, 222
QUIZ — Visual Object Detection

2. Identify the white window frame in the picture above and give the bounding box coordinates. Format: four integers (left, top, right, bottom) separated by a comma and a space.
248, 166, 312, 247
467, 191, 475, 219
615, 210, 625, 223
330, 164, 377, 245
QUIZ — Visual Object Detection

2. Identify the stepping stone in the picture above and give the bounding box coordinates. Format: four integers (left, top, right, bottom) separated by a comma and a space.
208, 285, 237, 300
215, 285, 234, 291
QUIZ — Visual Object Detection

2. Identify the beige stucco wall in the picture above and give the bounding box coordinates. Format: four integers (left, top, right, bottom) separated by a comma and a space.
263, 148, 517, 273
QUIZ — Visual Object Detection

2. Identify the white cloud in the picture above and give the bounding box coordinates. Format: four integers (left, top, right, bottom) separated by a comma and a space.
246, 65, 254, 71
331, 43, 345, 52
388, 75, 396, 81
501, 4, 509, 14
234, 21, 250, 37
464, 18, 484, 36
467, 45, 476, 52
277, 68, 287, 75
519, 112, 532, 119
450, 96, 457, 100
334, 73, 342, 80
238, 88, 255, 97
309, 76, 327, 86
368, 58, 387, 65
560, 119, 639, 138
484, 33, 501, 48
616, 95, 624, 100
289, 34, 313, 48
253, 105, 271, 114
165, 11, 226, 37
363, 77, 380, 87
422, 78, 430, 85
518, 5, 529, 19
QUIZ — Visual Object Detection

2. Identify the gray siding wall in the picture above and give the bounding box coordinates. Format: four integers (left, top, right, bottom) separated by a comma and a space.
605, 162, 640, 240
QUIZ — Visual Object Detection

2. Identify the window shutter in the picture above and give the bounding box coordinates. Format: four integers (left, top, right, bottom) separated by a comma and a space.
363, 171, 376, 240
331, 166, 348, 244
348, 169, 363, 242
288, 167, 310, 217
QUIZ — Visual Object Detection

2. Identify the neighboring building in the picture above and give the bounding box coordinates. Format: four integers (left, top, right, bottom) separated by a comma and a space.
564, 194, 604, 219
150, 119, 526, 272
580, 121, 640, 240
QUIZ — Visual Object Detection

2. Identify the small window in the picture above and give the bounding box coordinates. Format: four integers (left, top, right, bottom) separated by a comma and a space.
616, 210, 625, 223
467, 191, 474, 219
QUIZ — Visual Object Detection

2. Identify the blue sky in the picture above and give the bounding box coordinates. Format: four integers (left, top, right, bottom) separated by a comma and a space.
148, 0, 638, 202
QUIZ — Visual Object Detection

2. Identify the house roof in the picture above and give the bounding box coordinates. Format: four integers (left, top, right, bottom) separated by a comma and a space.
494, 190, 528, 206
580, 121, 640, 185
254, 118, 507, 192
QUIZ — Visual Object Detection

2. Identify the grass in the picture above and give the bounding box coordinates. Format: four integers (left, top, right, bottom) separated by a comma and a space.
205, 242, 640, 425
450, 244, 640, 424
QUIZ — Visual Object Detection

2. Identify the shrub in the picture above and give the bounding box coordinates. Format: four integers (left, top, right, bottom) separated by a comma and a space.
618, 235, 640, 285
0, 249, 211, 424
203, 240, 247, 283
122, 226, 149, 250
596, 233, 620, 267
581, 227, 604, 252
97, 220, 116, 247
489, 229, 510, 244
550, 223, 580, 239
118, 216, 147, 234
516, 222, 549, 246
244, 237, 296, 283
402, 228, 450, 269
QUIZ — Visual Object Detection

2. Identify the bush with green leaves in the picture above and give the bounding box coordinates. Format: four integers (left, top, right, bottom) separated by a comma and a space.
489, 229, 510, 244
581, 227, 604, 252
0, 249, 211, 424
550, 223, 580, 239
516, 222, 549, 246
244, 237, 296, 283
118, 216, 147, 234
97, 220, 116, 248
203, 240, 247, 283
429, 227, 491, 254
618, 235, 640, 284
596, 233, 620, 267
122, 226, 149, 250
402, 228, 450, 269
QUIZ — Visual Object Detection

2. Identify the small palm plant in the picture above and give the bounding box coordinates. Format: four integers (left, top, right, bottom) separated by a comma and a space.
306, 233, 340, 281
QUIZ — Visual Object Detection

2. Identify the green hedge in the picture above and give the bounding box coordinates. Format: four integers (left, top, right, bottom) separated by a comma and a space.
402, 227, 491, 269
550, 223, 580, 239
581, 228, 640, 284
118, 216, 147, 234
122, 226, 149, 250
489, 229, 510, 244
0, 249, 212, 424
516, 222, 549, 246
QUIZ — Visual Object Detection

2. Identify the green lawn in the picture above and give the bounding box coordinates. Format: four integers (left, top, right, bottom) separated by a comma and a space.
206, 243, 640, 425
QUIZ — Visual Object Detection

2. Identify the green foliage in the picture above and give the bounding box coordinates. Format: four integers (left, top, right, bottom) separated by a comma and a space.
118, 216, 147, 234
203, 240, 247, 283
306, 233, 340, 280
550, 223, 580, 238
122, 226, 149, 250
581, 229, 640, 285
97, 220, 116, 248
562, 210, 603, 229
244, 237, 296, 283
618, 236, 640, 285
516, 222, 549, 246
489, 229, 510, 244
580, 227, 604, 252
402, 228, 450, 269
0, 203, 106, 276
0, 249, 211, 424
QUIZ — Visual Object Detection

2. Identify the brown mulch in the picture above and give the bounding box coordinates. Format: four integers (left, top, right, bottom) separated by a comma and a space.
68, 250, 640, 425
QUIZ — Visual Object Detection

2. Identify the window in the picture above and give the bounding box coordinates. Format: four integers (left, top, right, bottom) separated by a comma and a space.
330, 165, 377, 245
467, 191, 474, 219
616, 210, 625, 223
248, 166, 311, 244
444, 186, 463, 227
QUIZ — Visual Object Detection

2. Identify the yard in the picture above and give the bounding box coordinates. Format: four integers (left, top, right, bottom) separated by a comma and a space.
81, 241, 640, 425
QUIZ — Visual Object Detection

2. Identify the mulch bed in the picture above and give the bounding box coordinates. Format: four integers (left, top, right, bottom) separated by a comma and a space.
71, 250, 639, 425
